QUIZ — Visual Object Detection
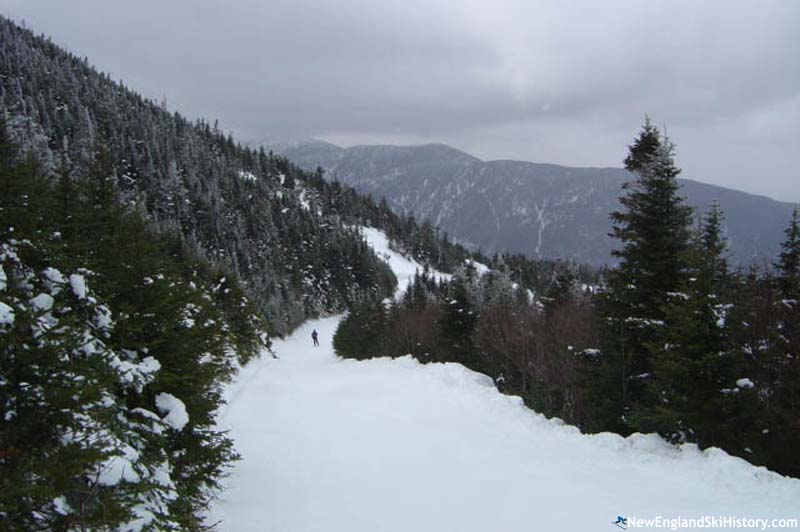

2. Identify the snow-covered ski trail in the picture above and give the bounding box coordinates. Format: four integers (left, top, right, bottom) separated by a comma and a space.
209, 229, 800, 532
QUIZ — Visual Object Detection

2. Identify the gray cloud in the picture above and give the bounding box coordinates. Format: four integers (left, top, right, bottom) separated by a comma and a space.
2, 0, 798, 201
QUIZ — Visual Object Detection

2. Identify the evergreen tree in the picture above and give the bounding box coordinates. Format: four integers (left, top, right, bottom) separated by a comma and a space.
766, 208, 800, 476
403, 270, 430, 311
0, 129, 268, 529
700, 202, 728, 281
481, 265, 517, 308
602, 117, 694, 430
439, 266, 478, 361
776, 208, 800, 301
642, 203, 731, 442
332, 300, 389, 360
774, 208, 800, 384
542, 267, 577, 314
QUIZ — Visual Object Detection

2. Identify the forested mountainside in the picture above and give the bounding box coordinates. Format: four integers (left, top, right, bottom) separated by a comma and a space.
0, 15, 600, 334
0, 17, 402, 335
279, 140, 797, 267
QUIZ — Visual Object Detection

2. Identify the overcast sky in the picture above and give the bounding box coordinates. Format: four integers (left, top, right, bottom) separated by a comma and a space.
2, 0, 798, 201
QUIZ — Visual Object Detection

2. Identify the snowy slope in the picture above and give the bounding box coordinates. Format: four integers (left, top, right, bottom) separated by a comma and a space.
358, 226, 451, 298
210, 229, 800, 532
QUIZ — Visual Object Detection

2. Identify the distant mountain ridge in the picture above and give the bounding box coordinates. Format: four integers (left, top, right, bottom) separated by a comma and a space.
279, 140, 796, 266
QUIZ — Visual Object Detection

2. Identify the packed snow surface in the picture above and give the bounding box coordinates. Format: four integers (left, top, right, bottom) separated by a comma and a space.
210, 229, 800, 531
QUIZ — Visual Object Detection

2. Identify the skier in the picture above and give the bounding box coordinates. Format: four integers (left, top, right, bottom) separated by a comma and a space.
311, 329, 319, 347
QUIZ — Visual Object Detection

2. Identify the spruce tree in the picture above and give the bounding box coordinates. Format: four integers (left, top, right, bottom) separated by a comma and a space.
542, 267, 577, 314
700, 202, 728, 279
767, 208, 800, 476
777, 208, 800, 302
643, 203, 731, 443
439, 266, 479, 360
602, 117, 694, 430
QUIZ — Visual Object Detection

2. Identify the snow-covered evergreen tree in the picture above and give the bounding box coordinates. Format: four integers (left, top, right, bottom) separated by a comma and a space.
0, 132, 267, 529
